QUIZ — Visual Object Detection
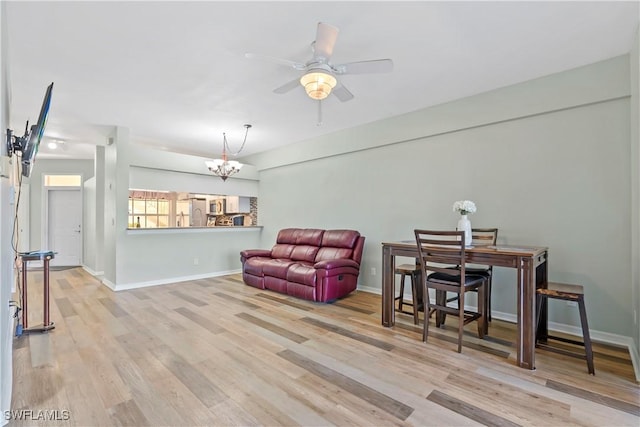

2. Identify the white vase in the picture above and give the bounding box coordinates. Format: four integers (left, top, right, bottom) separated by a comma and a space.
457, 214, 472, 246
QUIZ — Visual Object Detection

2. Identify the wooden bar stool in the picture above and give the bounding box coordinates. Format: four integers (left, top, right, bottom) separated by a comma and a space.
535, 282, 595, 375
395, 264, 420, 325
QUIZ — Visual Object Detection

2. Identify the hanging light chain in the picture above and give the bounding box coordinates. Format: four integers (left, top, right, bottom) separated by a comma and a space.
205, 124, 252, 181
224, 124, 252, 156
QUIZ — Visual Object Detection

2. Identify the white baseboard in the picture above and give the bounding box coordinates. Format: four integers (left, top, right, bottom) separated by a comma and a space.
628, 339, 640, 383
358, 285, 640, 381
101, 278, 116, 291
81, 265, 103, 277
94, 269, 242, 292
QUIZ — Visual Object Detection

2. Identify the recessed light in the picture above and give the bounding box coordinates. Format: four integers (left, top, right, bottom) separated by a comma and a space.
47, 141, 58, 149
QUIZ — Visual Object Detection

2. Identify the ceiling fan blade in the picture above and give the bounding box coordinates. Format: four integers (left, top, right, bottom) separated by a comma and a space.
273, 78, 300, 94
245, 53, 306, 71
313, 22, 339, 60
333, 59, 394, 75
332, 83, 354, 102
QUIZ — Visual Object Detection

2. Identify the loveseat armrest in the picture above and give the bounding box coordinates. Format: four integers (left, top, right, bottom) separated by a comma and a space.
240, 249, 272, 263
314, 259, 360, 270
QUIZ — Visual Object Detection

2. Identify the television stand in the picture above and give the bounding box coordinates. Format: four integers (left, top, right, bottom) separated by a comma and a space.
18, 250, 56, 335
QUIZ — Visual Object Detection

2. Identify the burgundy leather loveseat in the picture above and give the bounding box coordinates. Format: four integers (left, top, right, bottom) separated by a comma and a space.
240, 228, 365, 302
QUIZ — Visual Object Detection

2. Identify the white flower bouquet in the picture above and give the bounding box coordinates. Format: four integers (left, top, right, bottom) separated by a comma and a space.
452, 200, 477, 215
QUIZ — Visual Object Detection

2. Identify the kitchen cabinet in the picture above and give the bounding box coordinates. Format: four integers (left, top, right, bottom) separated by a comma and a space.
225, 196, 250, 214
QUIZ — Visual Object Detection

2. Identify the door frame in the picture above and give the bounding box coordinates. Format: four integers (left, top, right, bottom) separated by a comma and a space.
16, 182, 30, 254
42, 178, 84, 266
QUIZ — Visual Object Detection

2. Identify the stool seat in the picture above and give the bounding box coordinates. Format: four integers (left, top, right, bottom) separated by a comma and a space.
536, 282, 594, 375
395, 263, 419, 273
537, 282, 583, 300
394, 264, 420, 325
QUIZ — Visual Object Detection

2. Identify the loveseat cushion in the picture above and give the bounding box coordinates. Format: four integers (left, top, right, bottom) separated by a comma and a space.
262, 259, 298, 277
321, 230, 360, 248
316, 247, 353, 262
295, 228, 324, 246
291, 245, 319, 263
277, 228, 301, 244
316, 230, 360, 262
271, 244, 295, 259
287, 264, 317, 287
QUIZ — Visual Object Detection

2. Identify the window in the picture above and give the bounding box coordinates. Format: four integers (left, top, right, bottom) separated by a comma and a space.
44, 174, 82, 187
128, 190, 170, 228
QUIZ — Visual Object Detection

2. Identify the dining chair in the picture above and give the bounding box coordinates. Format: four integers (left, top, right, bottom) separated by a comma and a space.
414, 229, 487, 353
470, 228, 498, 322
440, 228, 498, 333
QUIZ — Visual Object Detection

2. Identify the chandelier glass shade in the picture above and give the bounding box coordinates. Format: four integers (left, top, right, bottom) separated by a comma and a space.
205, 124, 251, 181
300, 71, 337, 100
205, 156, 243, 181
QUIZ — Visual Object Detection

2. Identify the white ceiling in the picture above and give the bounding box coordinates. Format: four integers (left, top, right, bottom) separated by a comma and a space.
5, 1, 639, 161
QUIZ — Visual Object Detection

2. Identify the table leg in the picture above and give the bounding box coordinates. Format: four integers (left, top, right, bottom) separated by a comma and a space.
382, 245, 395, 327
414, 260, 424, 311
517, 256, 537, 370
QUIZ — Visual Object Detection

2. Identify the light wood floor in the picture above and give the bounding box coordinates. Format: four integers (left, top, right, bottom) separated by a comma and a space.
8, 267, 640, 426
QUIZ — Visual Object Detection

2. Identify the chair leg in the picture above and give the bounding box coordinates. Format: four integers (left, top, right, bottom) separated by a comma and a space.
535, 293, 547, 344
422, 281, 429, 343
397, 273, 406, 312
484, 283, 489, 336
435, 290, 446, 327
486, 274, 492, 322
577, 295, 595, 375
410, 272, 419, 325
477, 282, 485, 339
457, 289, 464, 353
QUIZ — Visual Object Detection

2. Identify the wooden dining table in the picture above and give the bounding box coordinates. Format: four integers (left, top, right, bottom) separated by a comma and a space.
381, 240, 549, 370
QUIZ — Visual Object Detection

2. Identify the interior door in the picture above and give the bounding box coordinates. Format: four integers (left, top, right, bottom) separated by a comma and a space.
47, 188, 82, 266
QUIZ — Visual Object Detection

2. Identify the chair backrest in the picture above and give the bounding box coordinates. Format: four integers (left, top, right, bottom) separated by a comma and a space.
414, 229, 466, 285
471, 228, 498, 246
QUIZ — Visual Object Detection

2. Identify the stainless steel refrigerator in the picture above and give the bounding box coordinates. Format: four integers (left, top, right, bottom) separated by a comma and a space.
190, 198, 207, 227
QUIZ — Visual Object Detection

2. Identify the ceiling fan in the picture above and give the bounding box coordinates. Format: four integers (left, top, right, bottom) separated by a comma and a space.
245, 22, 393, 123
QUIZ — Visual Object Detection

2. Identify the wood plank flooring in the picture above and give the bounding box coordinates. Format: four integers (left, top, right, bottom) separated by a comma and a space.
8, 267, 640, 426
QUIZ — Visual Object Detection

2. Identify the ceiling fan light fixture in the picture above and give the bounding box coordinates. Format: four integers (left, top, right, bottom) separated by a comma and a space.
300, 71, 337, 100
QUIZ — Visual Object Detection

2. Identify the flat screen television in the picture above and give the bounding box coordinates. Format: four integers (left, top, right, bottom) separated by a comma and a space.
20, 82, 54, 177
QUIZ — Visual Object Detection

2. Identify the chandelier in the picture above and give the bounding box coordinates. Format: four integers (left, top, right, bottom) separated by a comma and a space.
205, 124, 251, 181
